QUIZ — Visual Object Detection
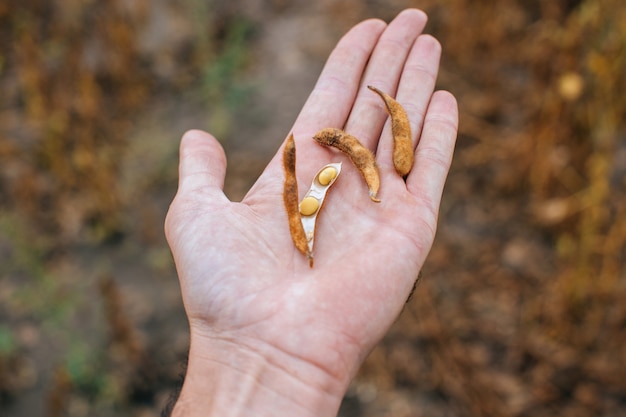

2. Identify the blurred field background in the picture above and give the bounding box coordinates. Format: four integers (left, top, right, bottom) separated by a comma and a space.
1, 0, 625, 416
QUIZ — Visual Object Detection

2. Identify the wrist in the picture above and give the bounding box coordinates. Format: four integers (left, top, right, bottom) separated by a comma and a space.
172, 327, 347, 417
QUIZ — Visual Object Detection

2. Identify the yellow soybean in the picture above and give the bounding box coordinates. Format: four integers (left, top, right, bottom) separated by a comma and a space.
317, 166, 338, 185
299, 196, 320, 216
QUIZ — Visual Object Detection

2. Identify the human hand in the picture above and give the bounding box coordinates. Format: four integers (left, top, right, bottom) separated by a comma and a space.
165, 9, 458, 417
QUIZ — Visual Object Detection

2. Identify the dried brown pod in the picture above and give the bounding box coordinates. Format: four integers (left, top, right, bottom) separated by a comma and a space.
367, 85, 414, 176
282, 134, 312, 264
313, 127, 381, 202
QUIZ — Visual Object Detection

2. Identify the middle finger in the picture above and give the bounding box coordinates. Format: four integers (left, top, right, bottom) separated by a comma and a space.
343, 9, 428, 151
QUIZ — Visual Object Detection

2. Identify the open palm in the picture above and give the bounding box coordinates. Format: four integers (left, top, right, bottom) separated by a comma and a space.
165, 9, 458, 416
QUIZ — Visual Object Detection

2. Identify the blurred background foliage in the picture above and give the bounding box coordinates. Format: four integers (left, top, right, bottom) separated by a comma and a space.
0, 0, 625, 416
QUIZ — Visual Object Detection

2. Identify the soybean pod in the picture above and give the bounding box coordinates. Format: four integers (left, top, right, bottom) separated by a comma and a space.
313, 127, 381, 202
282, 134, 312, 263
368, 85, 414, 176
298, 163, 342, 265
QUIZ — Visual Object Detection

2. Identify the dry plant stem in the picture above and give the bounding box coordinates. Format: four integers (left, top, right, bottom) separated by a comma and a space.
313, 127, 381, 202
282, 134, 313, 264
367, 85, 414, 176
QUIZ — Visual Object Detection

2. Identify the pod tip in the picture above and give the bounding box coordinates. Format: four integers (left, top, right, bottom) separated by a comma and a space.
370, 191, 381, 203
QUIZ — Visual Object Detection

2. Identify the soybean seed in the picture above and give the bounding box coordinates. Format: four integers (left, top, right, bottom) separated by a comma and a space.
317, 166, 338, 186
299, 196, 320, 216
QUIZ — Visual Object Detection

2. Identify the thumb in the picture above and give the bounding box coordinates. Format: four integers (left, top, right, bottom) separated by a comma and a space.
177, 129, 227, 194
